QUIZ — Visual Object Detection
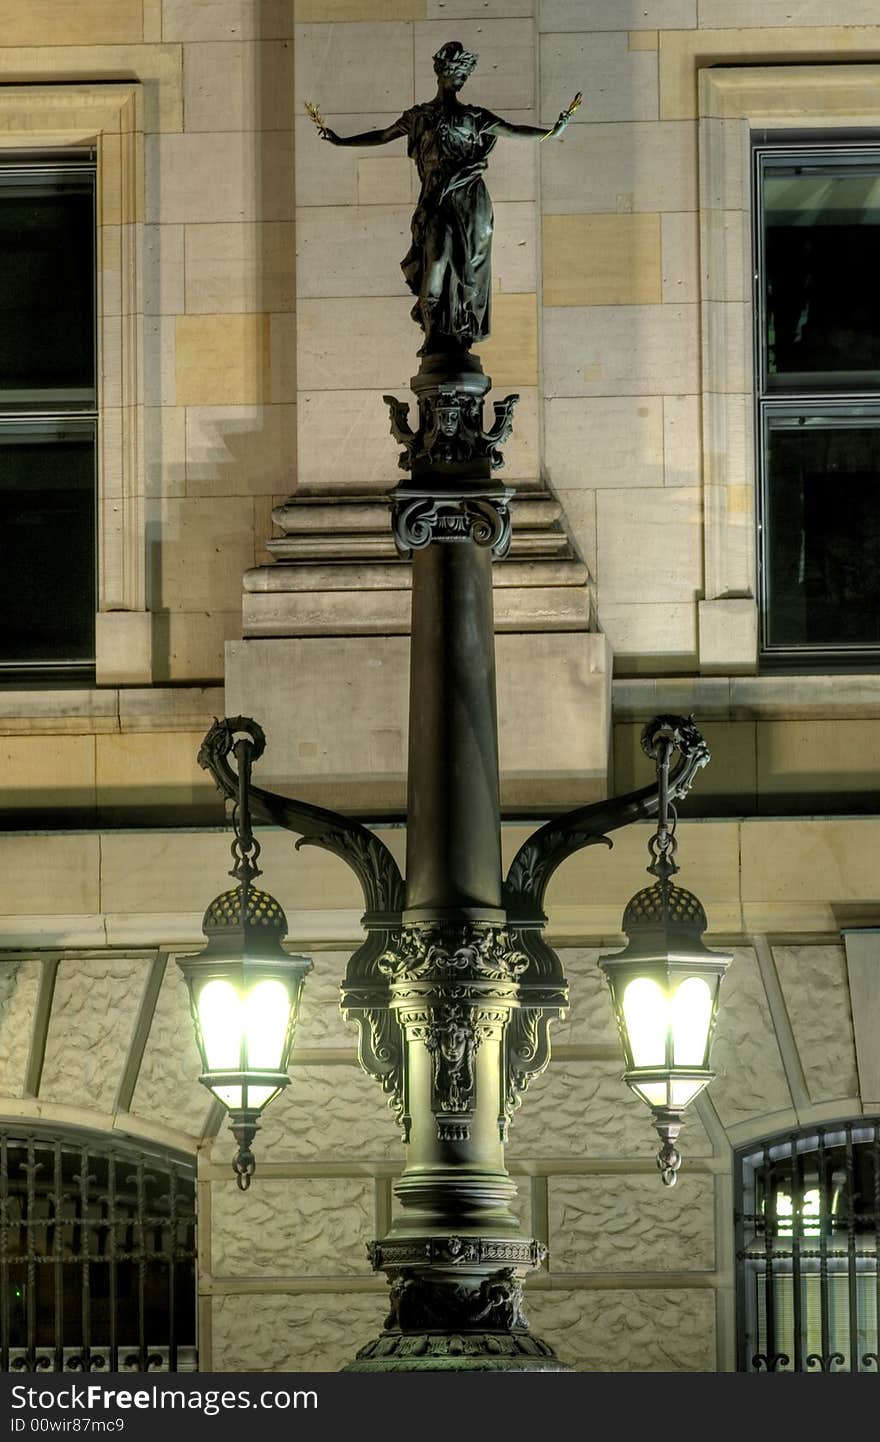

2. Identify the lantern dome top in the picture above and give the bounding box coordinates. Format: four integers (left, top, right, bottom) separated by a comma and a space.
202, 883, 288, 939
622, 879, 707, 935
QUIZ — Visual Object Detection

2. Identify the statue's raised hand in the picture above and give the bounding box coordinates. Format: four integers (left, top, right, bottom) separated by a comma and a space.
319, 126, 341, 144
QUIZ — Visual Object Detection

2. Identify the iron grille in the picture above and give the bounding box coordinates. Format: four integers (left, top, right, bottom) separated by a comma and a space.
736, 1120, 880, 1372
0, 1126, 197, 1372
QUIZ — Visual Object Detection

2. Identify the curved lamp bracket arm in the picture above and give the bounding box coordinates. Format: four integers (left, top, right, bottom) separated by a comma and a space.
198, 717, 405, 916
503, 714, 709, 920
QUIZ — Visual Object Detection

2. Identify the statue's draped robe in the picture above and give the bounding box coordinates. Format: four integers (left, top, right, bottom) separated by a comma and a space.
398, 101, 499, 350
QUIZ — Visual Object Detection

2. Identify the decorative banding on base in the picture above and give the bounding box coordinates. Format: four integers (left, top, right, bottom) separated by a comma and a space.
343, 1330, 571, 1372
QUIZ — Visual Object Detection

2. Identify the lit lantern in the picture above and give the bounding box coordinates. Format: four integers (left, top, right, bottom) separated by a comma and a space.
179, 883, 311, 1188
599, 873, 730, 1185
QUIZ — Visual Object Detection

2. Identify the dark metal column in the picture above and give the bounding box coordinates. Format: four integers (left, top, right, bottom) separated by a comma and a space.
405, 537, 502, 921
343, 358, 564, 1372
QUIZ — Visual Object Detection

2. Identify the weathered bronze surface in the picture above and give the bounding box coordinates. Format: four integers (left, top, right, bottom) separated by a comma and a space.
311, 41, 576, 354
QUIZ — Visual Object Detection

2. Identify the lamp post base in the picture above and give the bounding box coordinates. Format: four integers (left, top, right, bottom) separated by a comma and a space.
343, 1330, 572, 1371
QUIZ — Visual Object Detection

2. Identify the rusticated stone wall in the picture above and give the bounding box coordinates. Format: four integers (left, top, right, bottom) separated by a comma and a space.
0, 850, 871, 1374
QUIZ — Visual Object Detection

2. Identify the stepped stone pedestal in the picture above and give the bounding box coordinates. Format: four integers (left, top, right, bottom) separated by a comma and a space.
225, 486, 611, 816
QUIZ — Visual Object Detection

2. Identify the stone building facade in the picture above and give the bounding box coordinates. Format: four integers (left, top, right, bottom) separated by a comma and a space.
0, 0, 879, 1374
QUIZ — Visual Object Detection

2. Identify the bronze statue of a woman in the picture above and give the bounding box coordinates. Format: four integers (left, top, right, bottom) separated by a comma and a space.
309, 42, 579, 357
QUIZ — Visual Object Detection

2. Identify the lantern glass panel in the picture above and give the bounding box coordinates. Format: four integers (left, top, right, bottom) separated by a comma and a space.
198, 979, 241, 1070
245, 978, 290, 1069
672, 976, 713, 1066
244, 1083, 281, 1108
622, 977, 666, 1066
671, 1078, 705, 1107
213, 1082, 244, 1109
635, 1081, 669, 1108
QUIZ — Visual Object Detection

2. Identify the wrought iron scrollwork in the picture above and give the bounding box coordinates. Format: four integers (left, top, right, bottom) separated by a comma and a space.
752, 1352, 792, 1371
198, 716, 405, 916
503, 714, 709, 921
806, 1352, 846, 1372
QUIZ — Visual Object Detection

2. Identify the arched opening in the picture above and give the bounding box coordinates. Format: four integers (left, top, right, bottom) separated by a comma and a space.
0, 1123, 197, 1372
737, 1119, 880, 1372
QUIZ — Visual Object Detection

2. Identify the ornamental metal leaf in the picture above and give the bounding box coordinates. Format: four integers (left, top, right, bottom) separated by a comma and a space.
198, 715, 404, 915
503, 713, 710, 917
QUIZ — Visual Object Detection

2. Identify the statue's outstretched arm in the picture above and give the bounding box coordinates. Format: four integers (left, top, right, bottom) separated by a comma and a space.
319, 119, 406, 148
487, 91, 582, 142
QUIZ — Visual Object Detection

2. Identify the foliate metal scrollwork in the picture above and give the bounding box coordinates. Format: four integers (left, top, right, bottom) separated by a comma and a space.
391, 494, 511, 559
384, 1267, 527, 1333
383, 389, 519, 473
351, 1332, 560, 1366
197, 716, 405, 916
341, 929, 408, 1138
641, 712, 708, 767
503, 713, 710, 920
380, 923, 526, 1141
503, 1005, 559, 1137
379, 924, 528, 983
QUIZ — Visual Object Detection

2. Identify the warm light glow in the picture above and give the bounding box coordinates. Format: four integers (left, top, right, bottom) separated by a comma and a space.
198, 979, 242, 1070
671, 976, 713, 1065
775, 1187, 822, 1237
635, 1081, 669, 1108
622, 977, 666, 1065
244, 979, 291, 1069
245, 1084, 280, 1109
670, 1078, 705, 1107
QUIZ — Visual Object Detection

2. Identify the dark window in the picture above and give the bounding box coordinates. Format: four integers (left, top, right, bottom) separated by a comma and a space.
0, 1127, 197, 1373
0, 154, 97, 675
755, 145, 880, 663
736, 1121, 880, 1372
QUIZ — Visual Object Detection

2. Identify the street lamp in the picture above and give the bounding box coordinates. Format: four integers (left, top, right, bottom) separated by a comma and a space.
178, 719, 311, 1190
184, 42, 730, 1371
599, 719, 731, 1186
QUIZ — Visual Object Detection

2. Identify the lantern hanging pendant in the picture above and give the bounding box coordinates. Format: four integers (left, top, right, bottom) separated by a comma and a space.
178, 721, 312, 1189
599, 719, 731, 1185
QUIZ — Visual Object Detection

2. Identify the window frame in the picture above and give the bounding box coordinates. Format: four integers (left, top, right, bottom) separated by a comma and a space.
0, 151, 99, 676
753, 141, 880, 664
697, 65, 880, 675
0, 85, 150, 685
